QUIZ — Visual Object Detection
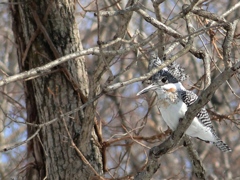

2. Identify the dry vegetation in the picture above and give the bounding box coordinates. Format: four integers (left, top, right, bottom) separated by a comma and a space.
1, 0, 240, 179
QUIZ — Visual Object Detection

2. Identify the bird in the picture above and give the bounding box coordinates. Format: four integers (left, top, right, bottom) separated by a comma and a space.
137, 56, 231, 152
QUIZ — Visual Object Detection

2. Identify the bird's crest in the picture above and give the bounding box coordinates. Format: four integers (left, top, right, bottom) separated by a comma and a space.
148, 55, 188, 84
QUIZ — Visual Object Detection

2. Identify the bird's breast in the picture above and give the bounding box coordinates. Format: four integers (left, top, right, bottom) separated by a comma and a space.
156, 92, 179, 108
158, 100, 187, 130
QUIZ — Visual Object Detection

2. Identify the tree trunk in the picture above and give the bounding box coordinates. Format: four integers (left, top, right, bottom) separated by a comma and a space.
10, 0, 102, 179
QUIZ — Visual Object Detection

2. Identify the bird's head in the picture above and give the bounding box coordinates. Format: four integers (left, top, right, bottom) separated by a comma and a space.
137, 55, 187, 96
148, 56, 187, 85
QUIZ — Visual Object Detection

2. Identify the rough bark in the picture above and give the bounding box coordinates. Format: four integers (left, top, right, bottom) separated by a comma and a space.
10, 0, 102, 179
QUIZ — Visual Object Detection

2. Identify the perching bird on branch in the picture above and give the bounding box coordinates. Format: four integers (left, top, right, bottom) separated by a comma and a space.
137, 56, 231, 152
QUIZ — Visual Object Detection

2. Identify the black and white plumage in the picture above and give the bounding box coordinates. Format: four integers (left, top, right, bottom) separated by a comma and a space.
137, 57, 231, 152
148, 56, 188, 83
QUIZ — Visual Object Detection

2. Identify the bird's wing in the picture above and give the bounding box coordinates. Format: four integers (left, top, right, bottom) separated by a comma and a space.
178, 90, 213, 128
179, 90, 232, 152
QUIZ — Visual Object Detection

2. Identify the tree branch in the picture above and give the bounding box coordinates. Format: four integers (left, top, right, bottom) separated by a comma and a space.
0, 33, 154, 87
134, 61, 240, 179
184, 136, 206, 179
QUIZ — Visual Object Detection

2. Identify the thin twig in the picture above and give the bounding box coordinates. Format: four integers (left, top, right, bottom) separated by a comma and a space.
60, 113, 103, 179
0, 127, 41, 152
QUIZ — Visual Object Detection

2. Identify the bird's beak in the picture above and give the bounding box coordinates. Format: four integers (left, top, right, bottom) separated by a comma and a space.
136, 84, 159, 96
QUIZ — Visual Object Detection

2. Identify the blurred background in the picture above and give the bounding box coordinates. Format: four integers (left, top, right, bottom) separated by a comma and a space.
1, 0, 240, 179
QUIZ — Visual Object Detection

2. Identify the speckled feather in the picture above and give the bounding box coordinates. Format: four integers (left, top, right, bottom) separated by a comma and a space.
178, 90, 231, 152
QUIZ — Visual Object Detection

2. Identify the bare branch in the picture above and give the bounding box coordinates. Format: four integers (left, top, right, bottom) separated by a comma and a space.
0, 33, 155, 87
105, 43, 192, 91
222, 23, 234, 68
0, 127, 41, 152
184, 136, 206, 179
136, 8, 181, 38
97, 5, 138, 17
152, 0, 165, 59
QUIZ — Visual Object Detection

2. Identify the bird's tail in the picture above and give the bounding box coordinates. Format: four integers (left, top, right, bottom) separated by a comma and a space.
213, 139, 232, 152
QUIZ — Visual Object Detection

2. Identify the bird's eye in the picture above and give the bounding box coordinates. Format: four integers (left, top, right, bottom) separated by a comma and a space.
161, 77, 168, 83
